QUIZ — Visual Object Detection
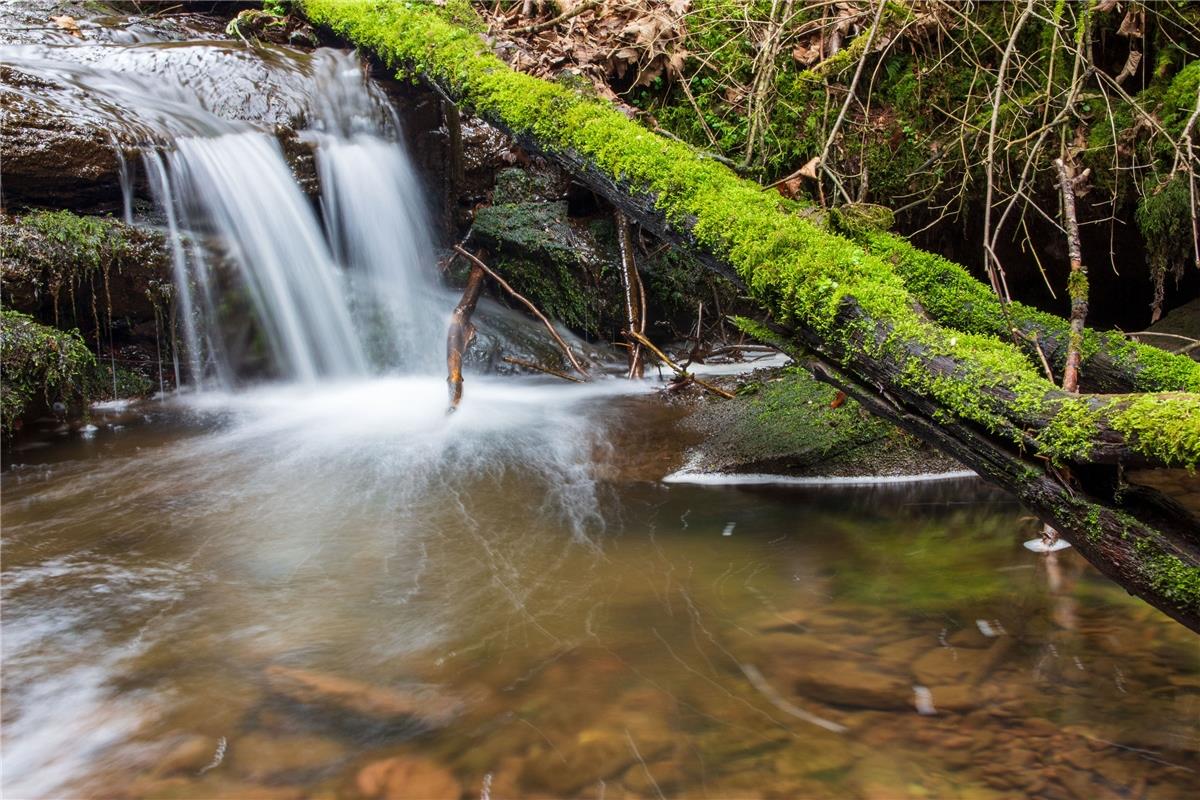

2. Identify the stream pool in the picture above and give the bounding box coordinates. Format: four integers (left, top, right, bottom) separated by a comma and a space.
2, 379, 1198, 799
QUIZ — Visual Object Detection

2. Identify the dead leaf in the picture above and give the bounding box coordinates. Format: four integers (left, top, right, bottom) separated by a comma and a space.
830, 391, 847, 409
792, 43, 822, 66
799, 156, 821, 180
50, 15, 83, 38
1117, 6, 1144, 38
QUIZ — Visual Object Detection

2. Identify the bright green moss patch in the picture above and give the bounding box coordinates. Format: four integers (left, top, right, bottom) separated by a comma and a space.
1, 310, 97, 437
1034, 397, 1103, 465
2, 210, 174, 318
861, 230, 1200, 394
1111, 394, 1200, 470
1136, 539, 1200, 609
300, 0, 1200, 468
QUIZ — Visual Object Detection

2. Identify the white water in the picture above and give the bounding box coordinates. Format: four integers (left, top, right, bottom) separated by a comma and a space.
5, 41, 444, 385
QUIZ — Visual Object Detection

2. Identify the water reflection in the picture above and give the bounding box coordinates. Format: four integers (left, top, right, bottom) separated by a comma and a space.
2, 382, 1197, 799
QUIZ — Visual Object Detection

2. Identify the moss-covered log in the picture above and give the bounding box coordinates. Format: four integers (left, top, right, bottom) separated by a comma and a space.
862, 232, 1200, 395
299, 0, 1200, 630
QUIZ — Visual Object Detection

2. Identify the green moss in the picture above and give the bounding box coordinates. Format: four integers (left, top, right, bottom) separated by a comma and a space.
861, 230, 1200, 393
471, 200, 617, 336
300, 0, 1200, 469
2, 210, 173, 311
829, 204, 895, 238
0, 310, 98, 437
1034, 397, 1103, 464
1135, 539, 1200, 609
1110, 394, 1200, 470
753, 366, 893, 456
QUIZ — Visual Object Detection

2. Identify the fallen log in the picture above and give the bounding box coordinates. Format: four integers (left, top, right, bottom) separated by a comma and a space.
862, 231, 1200, 395
300, 0, 1199, 630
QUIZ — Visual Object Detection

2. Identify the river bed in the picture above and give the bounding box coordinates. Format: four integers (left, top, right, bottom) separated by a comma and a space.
2, 379, 1197, 799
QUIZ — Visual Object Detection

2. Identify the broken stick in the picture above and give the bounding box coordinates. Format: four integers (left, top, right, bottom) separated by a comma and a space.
615, 211, 645, 378
628, 330, 735, 399
446, 259, 486, 410
501, 355, 585, 383
1054, 158, 1088, 394
452, 244, 590, 379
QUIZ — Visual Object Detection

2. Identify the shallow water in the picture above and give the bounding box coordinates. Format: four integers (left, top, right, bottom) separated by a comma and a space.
2, 381, 1198, 800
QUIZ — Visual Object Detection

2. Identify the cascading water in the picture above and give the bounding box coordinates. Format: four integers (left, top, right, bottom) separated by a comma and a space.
4, 41, 445, 385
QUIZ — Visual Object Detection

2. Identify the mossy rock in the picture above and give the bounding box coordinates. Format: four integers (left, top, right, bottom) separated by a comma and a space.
683, 366, 960, 477
1, 210, 174, 329
1, 310, 98, 437
492, 165, 570, 205
470, 198, 623, 337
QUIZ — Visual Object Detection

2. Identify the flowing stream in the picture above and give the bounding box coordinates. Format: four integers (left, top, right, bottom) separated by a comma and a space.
2, 22, 1199, 800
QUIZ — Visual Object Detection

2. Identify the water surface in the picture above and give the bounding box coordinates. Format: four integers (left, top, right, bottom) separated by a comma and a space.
3, 381, 1198, 799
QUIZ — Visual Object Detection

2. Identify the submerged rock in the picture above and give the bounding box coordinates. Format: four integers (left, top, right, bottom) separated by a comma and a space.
356, 756, 462, 800
227, 732, 346, 782
679, 365, 964, 479
263, 665, 462, 728
788, 661, 913, 710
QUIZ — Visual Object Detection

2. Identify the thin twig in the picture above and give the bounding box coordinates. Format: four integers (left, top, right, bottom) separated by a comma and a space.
514, 0, 601, 35
502, 355, 585, 383
627, 331, 735, 399
981, 0, 1036, 305
816, 0, 886, 206
453, 245, 591, 379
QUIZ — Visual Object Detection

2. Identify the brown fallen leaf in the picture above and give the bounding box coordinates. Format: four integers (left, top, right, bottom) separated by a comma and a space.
830, 390, 847, 409
50, 15, 83, 38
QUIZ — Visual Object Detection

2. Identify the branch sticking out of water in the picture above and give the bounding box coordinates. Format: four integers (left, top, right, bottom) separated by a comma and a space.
447, 258, 486, 411
452, 245, 591, 380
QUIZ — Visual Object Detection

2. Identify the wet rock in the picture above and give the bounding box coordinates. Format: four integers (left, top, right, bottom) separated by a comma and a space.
0, 27, 354, 208
263, 665, 462, 727
0, 1, 226, 47
466, 297, 615, 376
680, 366, 964, 478
469, 195, 623, 338
789, 661, 912, 710
910, 646, 992, 686
356, 756, 462, 800
0, 65, 124, 208
228, 732, 347, 782
1, 211, 173, 328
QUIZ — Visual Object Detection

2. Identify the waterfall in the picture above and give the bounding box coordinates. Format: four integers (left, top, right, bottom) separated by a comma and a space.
5, 42, 444, 386
145, 51, 444, 385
